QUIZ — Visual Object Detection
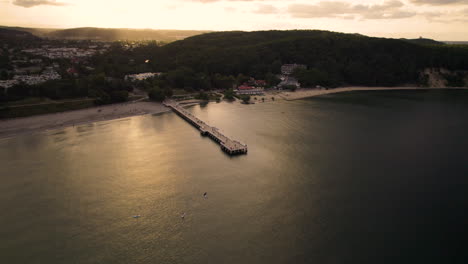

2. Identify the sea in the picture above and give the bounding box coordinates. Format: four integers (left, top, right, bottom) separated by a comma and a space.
1, 89, 468, 263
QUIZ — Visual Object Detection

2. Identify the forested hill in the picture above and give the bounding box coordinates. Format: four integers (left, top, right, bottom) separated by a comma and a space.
142, 30, 468, 87
0, 26, 210, 42
0, 28, 39, 40
0, 28, 40, 45
404, 38, 444, 46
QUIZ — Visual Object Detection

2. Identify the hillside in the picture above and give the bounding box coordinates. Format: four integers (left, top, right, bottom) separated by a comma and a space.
404, 38, 444, 46
0, 26, 56, 38
0, 28, 39, 40
141, 30, 468, 86
0, 26, 209, 42
0, 28, 41, 46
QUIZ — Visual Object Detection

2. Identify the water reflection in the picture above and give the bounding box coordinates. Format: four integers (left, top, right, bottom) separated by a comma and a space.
1, 91, 468, 263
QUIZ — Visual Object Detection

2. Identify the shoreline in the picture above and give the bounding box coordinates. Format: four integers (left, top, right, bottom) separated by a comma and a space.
0, 101, 171, 140
1, 87, 467, 140
274, 86, 468, 101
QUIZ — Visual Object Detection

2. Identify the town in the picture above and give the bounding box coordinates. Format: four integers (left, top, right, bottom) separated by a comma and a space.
1, 40, 111, 89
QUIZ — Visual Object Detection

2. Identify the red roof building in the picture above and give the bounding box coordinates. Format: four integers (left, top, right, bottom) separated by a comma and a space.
255, 80, 267, 86
238, 85, 254, 90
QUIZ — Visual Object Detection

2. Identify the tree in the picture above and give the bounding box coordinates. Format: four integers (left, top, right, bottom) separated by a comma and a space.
223, 88, 235, 100
271, 60, 282, 74
163, 88, 173, 97
148, 87, 165, 102
236, 73, 249, 85
196, 91, 209, 100
0, 70, 8, 80
212, 74, 235, 89
240, 95, 250, 104
265, 72, 281, 87
110, 90, 129, 102
166, 67, 195, 89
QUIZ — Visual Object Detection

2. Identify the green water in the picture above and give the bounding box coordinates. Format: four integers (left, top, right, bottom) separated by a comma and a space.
1, 90, 468, 263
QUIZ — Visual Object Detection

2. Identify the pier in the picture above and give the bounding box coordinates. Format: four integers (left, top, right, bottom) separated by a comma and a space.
164, 100, 248, 155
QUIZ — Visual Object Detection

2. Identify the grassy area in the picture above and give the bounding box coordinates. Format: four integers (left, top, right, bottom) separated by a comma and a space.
208, 93, 222, 101
172, 89, 193, 96
0, 100, 96, 119
1, 97, 56, 107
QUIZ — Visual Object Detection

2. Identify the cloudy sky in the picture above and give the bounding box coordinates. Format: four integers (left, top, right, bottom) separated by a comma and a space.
1, 0, 467, 40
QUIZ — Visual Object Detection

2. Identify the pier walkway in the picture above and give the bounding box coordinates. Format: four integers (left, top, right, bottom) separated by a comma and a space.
164, 100, 247, 155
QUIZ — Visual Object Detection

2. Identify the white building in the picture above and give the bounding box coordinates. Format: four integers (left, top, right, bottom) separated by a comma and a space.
125, 72, 162, 81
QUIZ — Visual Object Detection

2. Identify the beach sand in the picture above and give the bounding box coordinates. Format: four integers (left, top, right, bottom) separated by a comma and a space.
274, 86, 468, 101
0, 101, 170, 139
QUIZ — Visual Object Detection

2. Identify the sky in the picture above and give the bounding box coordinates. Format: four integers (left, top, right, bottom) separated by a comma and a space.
1, 0, 467, 40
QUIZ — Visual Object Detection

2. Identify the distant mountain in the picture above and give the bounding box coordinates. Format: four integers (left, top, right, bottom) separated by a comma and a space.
47, 27, 210, 41
0, 26, 210, 42
0, 26, 56, 38
0, 28, 40, 42
403, 38, 444, 46
444, 41, 468, 45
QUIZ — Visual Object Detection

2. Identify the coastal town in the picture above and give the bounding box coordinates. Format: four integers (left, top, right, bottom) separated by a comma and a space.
0, 41, 110, 89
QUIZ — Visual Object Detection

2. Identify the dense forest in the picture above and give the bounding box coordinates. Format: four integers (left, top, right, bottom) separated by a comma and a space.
93, 30, 468, 88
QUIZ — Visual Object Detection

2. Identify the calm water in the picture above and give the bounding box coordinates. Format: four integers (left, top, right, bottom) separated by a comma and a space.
1, 90, 468, 263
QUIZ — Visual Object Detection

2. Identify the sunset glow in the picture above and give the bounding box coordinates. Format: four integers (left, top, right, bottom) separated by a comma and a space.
1, 0, 468, 40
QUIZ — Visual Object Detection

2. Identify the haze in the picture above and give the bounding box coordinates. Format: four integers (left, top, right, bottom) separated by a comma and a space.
1, 0, 467, 40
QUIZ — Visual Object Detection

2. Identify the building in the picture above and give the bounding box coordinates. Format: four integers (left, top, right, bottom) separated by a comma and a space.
125, 72, 162, 81
281, 64, 307, 75
278, 76, 301, 89
236, 85, 264, 95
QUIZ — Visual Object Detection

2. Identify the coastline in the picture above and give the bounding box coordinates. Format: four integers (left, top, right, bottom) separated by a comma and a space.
274, 86, 468, 101
1, 86, 467, 140
0, 101, 171, 140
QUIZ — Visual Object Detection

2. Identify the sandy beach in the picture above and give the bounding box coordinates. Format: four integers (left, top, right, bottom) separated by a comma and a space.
0, 101, 170, 139
274, 86, 468, 101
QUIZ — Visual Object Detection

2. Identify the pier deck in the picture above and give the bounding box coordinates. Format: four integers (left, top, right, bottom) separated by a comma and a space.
164, 101, 248, 155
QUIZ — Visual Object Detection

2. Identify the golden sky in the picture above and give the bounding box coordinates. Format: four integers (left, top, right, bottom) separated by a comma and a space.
1, 0, 467, 40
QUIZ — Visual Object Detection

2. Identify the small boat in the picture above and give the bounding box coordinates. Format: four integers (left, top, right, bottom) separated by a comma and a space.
132, 215, 141, 219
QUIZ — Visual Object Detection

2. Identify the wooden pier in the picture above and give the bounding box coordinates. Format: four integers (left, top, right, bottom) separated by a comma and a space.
164, 100, 248, 155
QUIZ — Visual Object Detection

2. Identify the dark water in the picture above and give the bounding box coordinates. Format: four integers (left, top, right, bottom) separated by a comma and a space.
1, 90, 468, 263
